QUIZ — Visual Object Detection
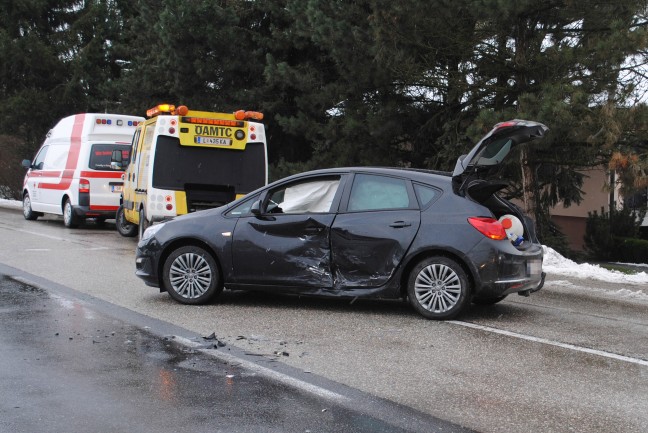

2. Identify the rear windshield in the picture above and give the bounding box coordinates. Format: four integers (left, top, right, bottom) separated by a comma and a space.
89, 144, 131, 171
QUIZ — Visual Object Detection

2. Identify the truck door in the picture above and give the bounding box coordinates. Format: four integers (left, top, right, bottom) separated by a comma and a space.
122, 127, 142, 219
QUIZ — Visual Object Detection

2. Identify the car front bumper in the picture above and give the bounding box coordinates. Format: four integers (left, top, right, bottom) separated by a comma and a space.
135, 238, 163, 289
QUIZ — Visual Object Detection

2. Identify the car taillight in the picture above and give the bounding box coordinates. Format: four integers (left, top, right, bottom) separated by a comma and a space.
468, 217, 507, 240
79, 178, 90, 193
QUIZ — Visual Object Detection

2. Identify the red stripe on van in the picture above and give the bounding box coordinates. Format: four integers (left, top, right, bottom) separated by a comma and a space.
89, 205, 119, 211
38, 114, 86, 190
79, 171, 123, 179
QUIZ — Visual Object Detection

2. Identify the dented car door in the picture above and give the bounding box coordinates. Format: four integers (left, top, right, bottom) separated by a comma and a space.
230, 175, 345, 289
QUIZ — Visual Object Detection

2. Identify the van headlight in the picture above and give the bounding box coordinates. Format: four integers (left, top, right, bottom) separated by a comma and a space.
141, 222, 165, 241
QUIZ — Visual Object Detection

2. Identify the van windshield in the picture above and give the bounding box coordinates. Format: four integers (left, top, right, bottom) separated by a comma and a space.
89, 144, 131, 171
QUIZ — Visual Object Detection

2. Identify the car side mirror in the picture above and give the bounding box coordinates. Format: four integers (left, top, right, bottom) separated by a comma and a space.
110, 150, 123, 170
21, 159, 32, 169
250, 200, 262, 216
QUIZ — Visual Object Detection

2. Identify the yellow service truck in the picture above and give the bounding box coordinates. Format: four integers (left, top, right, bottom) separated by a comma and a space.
114, 104, 267, 238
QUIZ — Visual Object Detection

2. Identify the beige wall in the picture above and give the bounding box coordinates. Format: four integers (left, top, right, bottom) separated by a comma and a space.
549, 167, 618, 251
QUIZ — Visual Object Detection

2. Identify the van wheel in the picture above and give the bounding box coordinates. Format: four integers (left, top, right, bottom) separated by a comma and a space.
138, 208, 149, 240
23, 193, 40, 220
63, 199, 79, 228
407, 256, 471, 320
116, 205, 137, 237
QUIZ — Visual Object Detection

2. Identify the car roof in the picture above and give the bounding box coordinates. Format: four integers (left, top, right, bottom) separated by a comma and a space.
285, 166, 453, 184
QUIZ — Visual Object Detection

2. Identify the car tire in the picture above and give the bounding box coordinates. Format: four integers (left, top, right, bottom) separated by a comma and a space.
63, 199, 79, 228
407, 256, 471, 320
162, 245, 223, 305
116, 205, 137, 237
472, 295, 508, 305
23, 193, 40, 220
138, 208, 149, 240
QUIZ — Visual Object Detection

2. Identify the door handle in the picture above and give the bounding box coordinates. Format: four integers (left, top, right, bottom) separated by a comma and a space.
305, 226, 324, 233
389, 221, 412, 228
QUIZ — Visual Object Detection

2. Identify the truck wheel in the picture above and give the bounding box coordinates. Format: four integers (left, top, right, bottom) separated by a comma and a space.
116, 205, 137, 237
63, 199, 79, 228
23, 193, 40, 221
138, 208, 149, 240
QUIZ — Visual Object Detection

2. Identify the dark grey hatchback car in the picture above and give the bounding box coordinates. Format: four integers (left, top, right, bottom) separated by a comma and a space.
135, 119, 547, 319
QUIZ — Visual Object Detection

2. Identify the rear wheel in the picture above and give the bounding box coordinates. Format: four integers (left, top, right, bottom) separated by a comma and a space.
407, 256, 471, 320
23, 193, 39, 220
116, 205, 137, 237
63, 199, 79, 228
162, 246, 222, 304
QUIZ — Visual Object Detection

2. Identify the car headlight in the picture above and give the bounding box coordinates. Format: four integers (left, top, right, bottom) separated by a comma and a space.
141, 222, 165, 242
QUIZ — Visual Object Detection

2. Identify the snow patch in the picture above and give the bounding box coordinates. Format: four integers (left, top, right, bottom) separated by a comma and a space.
543, 245, 648, 285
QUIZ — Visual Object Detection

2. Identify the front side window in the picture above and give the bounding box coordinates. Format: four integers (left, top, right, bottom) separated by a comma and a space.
226, 194, 260, 217
32, 146, 49, 170
347, 174, 412, 211
265, 177, 341, 214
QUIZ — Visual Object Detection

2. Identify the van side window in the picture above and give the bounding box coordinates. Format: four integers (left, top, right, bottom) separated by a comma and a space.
43, 145, 68, 170
130, 128, 142, 164
32, 146, 49, 170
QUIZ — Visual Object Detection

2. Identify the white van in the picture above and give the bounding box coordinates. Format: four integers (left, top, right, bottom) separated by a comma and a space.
21, 113, 144, 227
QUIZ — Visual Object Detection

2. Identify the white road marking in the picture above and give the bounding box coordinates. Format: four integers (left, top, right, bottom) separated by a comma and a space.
173, 336, 349, 402
0, 226, 70, 242
24, 249, 52, 252
450, 320, 648, 367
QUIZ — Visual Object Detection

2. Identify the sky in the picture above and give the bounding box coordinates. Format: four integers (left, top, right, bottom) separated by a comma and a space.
2, 197, 647, 289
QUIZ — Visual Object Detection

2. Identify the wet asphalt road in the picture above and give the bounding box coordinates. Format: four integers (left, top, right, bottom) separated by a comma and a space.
0, 272, 469, 433
1, 206, 648, 432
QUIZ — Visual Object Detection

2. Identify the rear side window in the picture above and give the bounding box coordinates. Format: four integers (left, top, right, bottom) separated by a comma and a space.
89, 144, 131, 171
413, 184, 440, 208
347, 174, 412, 211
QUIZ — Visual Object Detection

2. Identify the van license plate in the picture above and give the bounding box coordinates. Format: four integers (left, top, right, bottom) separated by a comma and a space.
111, 185, 123, 193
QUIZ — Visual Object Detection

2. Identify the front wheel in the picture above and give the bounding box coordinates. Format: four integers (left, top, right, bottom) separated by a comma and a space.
63, 199, 79, 228
116, 205, 137, 237
407, 256, 471, 320
162, 246, 223, 304
23, 193, 40, 220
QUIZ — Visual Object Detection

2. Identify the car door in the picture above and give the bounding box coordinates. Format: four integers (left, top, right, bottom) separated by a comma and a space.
330, 173, 421, 289
230, 174, 346, 289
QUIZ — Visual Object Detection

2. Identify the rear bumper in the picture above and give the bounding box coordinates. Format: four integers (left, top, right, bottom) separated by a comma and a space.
73, 205, 119, 219
472, 241, 545, 298
496, 271, 545, 296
